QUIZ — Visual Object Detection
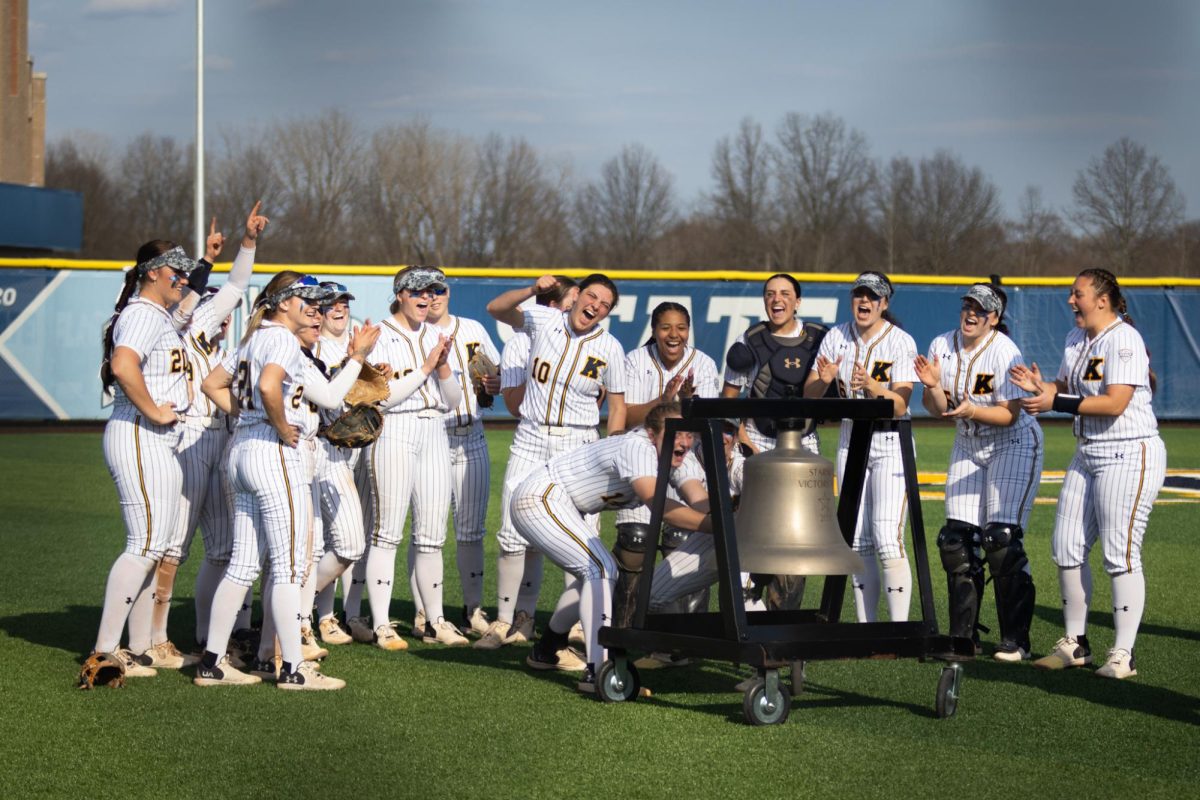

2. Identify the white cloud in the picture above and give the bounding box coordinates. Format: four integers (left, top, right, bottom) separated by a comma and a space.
84, 0, 180, 17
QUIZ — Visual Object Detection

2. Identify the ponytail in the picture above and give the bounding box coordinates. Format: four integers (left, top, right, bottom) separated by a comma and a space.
989, 277, 1010, 335
241, 270, 304, 346
100, 268, 145, 392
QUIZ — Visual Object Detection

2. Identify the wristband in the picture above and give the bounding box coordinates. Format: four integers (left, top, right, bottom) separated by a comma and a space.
1052, 393, 1083, 415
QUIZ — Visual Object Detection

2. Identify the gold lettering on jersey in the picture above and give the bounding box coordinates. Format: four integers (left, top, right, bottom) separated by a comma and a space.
1083, 357, 1104, 381
236, 360, 253, 409
579, 356, 607, 380
870, 361, 893, 382
169, 348, 187, 374
289, 385, 305, 410
195, 331, 218, 355
465, 342, 481, 360
532, 357, 551, 384
971, 374, 995, 395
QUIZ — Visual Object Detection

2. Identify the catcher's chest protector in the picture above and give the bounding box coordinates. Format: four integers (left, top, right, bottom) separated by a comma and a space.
746, 322, 827, 436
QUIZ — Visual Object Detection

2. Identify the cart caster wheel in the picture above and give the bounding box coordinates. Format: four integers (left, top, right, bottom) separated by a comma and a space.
597, 659, 641, 703
790, 660, 805, 696
935, 664, 962, 719
742, 675, 791, 725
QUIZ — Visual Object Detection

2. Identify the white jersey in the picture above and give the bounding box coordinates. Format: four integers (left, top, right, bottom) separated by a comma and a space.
438, 314, 501, 427
818, 321, 918, 447
182, 294, 244, 420
232, 321, 308, 434
1055, 320, 1158, 441
517, 304, 626, 428
927, 329, 1035, 438
500, 330, 531, 392
623, 343, 721, 404
617, 447, 706, 525
110, 298, 190, 412
372, 318, 458, 415
544, 429, 694, 515
314, 333, 350, 367
295, 351, 329, 440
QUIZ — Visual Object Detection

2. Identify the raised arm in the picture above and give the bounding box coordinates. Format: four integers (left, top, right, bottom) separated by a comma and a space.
487, 274, 560, 329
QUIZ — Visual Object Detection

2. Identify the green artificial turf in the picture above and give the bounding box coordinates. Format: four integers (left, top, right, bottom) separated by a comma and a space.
0, 423, 1197, 798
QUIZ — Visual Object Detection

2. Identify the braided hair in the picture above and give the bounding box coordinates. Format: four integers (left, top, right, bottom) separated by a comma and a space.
1078, 268, 1155, 391
100, 240, 179, 393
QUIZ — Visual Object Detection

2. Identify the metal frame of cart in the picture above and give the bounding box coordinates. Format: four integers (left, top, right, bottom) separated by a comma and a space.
596, 396, 975, 724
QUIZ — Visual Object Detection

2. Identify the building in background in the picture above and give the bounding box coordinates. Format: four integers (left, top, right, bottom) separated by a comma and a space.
0, 0, 81, 255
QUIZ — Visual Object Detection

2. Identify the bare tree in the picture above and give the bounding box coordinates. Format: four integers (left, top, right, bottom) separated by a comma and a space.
1009, 185, 1071, 275
1070, 137, 1186, 273
772, 112, 873, 271
119, 133, 194, 249
708, 117, 774, 267
574, 143, 675, 268
207, 128, 282, 250
269, 109, 362, 263
908, 149, 1002, 273
44, 135, 127, 258
868, 155, 917, 273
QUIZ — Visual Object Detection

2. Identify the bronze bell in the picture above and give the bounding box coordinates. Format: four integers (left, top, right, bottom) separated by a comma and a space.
735, 428, 865, 576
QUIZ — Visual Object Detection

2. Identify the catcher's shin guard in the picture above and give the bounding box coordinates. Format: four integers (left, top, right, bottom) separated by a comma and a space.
938, 520, 985, 640
612, 523, 651, 628
982, 523, 1036, 646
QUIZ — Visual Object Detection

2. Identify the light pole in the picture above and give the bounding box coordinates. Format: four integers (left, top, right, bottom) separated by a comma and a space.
194, 0, 205, 260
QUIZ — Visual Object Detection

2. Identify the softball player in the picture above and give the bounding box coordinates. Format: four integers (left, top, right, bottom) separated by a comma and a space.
88, 243, 197, 682
195, 272, 356, 690
804, 272, 918, 623
477, 274, 627, 651
1012, 269, 1165, 679
512, 402, 710, 693
914, 282, 1043, 661
356, 267, 467, 649
499, 277, 578, 417
613, 301, 720, 626
146, 206, 267, 668
425, 282, 502, 636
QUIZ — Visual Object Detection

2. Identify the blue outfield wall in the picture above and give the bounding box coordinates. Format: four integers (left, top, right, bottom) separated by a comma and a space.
0, 268, 1197, 420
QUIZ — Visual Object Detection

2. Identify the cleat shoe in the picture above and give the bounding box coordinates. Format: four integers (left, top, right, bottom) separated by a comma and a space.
194, 655, 261, 687
116, 649, 157, 678
145, 640, 199, 669
318, 617, 353, 646
576, 664, 596, 695
300, 628, 329, 661
633, 651, 692, 670
375, 624, 409, 651
1095, 648, 1137, 680
424, 620, 470, 646
568, 621, 585, 646
463, 606, 491, 637
503, 610, 535, 644
346, 616, 375, 644
249, 656, 281, 681
473, 620, 512, 650
993, 640, 1031, 663
278, 660, 345, 691
412, 609, 427, 638
1033, 635, 1093, 670
526, 640, 586, 672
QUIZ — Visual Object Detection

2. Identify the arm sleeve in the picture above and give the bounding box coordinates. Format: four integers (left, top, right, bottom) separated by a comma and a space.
440, 374, 463, 409
381, 370, 429, 410
202, 245, 256, 329
302, 359, 363, 409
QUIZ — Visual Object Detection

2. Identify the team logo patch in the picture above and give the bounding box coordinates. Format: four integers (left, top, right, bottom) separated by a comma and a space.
783, 357, 805, 369
1083, 357, 1104, 381
580, 356, 607, 380
971, 373, 995, 395
1119, 348, 1133, 363
465, 342, 481, 360
870, 361, 893, 382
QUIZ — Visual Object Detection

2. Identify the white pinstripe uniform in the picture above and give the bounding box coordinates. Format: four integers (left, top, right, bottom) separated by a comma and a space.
102, 298, 190, 560
1051, 321, 1165, 575
722, 320, 820, 455
499, 329, 531, 396
615, 343, 720, 529
510, 430, 696, 666
928, 329, 1045, 529
497, 304, 627, 556
311, 335, 367, 564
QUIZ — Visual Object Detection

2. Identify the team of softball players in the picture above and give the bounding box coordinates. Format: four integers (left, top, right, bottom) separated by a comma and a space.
87, 215, 1168, 690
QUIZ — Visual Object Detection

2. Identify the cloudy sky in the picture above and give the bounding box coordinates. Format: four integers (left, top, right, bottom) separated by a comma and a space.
28, 0, 1199, 219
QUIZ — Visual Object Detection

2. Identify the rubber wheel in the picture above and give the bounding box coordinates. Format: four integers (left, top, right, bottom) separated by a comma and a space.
742, 678, 792, 725
596, 659, 642, 703
935, 666, 960, 719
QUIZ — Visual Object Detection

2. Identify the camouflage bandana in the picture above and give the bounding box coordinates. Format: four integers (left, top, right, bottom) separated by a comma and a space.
263, 275, 336, 308
135, 246, 197, 276
850, 273, 893, 300
962, 284, 1004, 315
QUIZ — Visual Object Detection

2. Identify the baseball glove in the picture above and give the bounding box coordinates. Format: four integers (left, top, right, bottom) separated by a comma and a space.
344, 361, 391, 407
321, 403, 384, 449
78, 651, 126, 690
467, 349, 500, 409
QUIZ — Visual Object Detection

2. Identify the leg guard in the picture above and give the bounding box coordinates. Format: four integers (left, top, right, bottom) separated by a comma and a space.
612, 523, 652, 628
982, 523, 1036, 647
937, 520, 984, 640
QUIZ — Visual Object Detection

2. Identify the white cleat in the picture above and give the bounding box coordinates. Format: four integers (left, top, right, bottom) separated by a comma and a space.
424, 620, 470, 646
144, 641, 198, 669
503, 610, 535, 644
473, 620, 512, 650
278, 660, 345, 691
1095, 648, 1137, 680
116, 649, 158, 678
194, 655, 261, 687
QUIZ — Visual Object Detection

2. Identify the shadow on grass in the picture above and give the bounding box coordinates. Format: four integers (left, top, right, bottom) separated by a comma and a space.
0, 605, 103, 659
1033, 604, 1200, 644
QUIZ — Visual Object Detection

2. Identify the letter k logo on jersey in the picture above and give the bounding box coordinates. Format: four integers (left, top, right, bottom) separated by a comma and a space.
971, 374, 995, 395
1083, 357, 1104, 381
870, 361, 893, 382
579, 356, 607, 380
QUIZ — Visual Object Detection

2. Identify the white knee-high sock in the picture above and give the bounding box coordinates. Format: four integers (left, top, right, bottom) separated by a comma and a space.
193, 559, 227, 646
126, 576, 156, 655
204, 578, 250, 659
1059, 566, 1092, 638
95, 553, 156, 653
852, 557, 881, 623
548, 577, 582, 633
315, 582, 337, 623
365, 544, 397, 630
580, 576, 614, 668
457, 540, 485, 612
496, 552, 525, 625
313, 551, 349, 622
1111, 571, 1146, 652
343, 557, 368, 618
298, 560, 318, 631
516, 550, 544, 614
881, 557, 913, 622
407, 542, 423, 618
414, 550, 446, 623
233, 585, 254, 631
271, 582, 303, 668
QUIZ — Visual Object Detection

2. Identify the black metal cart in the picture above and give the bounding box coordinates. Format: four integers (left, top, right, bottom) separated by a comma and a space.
596, 397, 975, 724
